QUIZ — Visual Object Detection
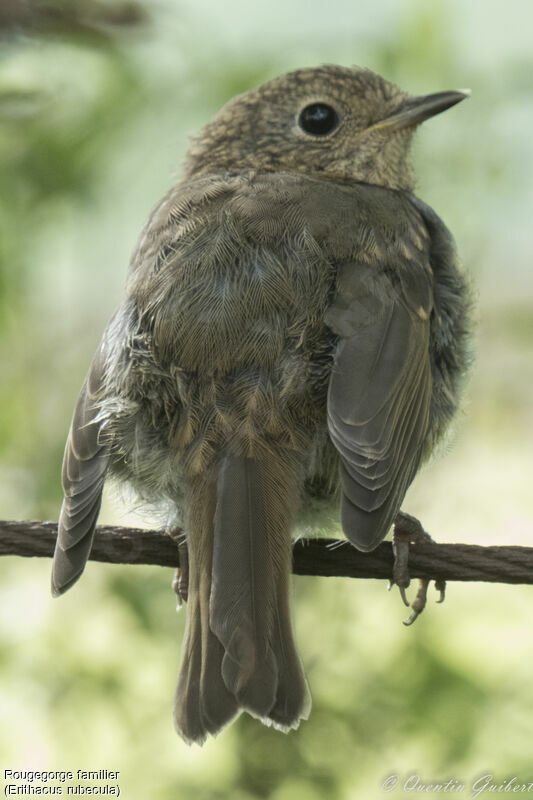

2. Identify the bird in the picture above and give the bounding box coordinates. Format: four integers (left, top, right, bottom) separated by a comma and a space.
51, 64, 473, 745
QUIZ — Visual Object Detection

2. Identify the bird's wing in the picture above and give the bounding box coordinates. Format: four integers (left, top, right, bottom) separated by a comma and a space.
51, 343, 109, 596
325, 259, 433, 551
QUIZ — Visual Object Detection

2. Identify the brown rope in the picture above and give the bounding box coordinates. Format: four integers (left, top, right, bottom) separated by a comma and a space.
0, 519, 532, 585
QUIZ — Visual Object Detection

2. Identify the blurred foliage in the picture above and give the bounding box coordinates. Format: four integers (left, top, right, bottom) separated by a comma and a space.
0, 0, 145, 318
1, 1, 532, 798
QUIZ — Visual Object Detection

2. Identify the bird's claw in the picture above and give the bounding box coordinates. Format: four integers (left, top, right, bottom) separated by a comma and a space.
402, 578, 429, 626
390, 512, 446, 625
167, 527, 189, 609
399, 586, 410, 608
435, 579, 446, 604
171, 571, 184, 609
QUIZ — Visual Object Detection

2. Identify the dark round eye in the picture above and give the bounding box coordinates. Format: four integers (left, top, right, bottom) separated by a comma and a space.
298, 103, 339, 136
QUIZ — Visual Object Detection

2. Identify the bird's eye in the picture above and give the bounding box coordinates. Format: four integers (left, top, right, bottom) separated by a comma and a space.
298, 103, 340, 136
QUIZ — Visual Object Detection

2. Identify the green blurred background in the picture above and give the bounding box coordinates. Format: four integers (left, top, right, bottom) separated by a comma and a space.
1, 1, 532, 797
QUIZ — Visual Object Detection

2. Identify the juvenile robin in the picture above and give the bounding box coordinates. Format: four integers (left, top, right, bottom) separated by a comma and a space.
51, 65, 472, 744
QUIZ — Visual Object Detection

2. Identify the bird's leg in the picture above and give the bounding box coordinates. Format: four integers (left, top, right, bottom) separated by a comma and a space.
388, 511, 446, 626
167, 527, 189, 609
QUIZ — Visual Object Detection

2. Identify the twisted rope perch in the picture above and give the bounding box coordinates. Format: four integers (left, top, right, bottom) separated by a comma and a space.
0, 519, 532, 584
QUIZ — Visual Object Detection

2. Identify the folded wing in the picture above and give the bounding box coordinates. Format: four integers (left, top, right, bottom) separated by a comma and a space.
326, 263, 433, 551
51, 345, 109, 596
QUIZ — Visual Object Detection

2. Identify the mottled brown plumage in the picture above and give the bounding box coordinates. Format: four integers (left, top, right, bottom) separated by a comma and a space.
51, 65, 472, 744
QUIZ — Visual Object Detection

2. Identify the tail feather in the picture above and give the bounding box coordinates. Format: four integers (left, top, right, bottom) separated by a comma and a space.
211, 456, 279, 716
173, 454, 310, 744
173, 597, 205, 744
174, 474, 239, 744
267, 580, 311, 729
174, 586, 239, 744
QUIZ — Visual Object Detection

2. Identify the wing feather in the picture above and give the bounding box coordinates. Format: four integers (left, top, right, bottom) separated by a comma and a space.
51, 345, 109, 596
327, 262, 433, 551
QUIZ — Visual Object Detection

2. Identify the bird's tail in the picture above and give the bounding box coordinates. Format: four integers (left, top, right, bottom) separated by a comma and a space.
174, 453, 310, 745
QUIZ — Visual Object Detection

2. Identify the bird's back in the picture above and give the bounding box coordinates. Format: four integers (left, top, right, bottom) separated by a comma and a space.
96, 170, 465, 515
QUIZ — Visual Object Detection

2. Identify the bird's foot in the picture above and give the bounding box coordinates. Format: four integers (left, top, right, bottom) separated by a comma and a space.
167, 527, 189, 609
388, 511, 445, 626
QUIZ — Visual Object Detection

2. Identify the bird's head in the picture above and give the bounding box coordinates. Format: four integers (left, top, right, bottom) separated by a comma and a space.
184, 64, 468, 191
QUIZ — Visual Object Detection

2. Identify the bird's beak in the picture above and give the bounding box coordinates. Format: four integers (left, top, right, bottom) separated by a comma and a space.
371, 89, 470, 132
